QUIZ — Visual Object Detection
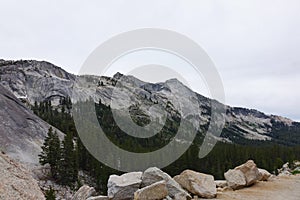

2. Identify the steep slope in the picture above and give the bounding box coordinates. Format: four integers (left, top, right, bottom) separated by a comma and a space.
0, 84, 63, 164
0, 59, 299, 146
0, 152, 45, 200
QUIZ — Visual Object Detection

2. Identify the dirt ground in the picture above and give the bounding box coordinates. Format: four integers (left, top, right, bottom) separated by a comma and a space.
212, 175, 300, 200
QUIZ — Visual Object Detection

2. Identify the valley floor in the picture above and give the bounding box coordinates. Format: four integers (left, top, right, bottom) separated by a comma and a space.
214, 175, 300, 200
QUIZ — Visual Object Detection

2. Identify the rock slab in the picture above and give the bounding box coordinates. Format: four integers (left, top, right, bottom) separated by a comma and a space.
72, 185, 96, 200
134, 180, 168, 200
108, 172, 143, 200
142, 167, 191, 200
174, 170, 217, 199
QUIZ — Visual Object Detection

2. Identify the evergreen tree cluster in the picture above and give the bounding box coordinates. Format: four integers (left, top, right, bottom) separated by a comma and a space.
39, 127, 78, 187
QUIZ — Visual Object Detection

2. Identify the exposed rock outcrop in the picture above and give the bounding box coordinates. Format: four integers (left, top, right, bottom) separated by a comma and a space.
0, 152, 45, 200
0, 84, 63, 164
142, 167, 191, 200
173, 170, 216, 199
107, 172, 143, 200
134, 180, 168, 200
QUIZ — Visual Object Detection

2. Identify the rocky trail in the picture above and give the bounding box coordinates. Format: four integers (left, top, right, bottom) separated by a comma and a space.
215, 175, 300, 200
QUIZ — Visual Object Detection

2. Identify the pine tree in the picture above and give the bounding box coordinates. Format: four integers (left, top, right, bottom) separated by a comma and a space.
45, 187, 56, 200
59, 132, 78, 186
39, 127, 61, 179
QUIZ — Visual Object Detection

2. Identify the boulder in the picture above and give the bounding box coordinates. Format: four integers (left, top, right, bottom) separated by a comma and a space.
134, 180, 168, 200
173, 170, 217, 199
278, 162, 292, 176
235, 160, 260, 186
108, 172, 143, 200
258, 168, 271, 181
142, 167, 191, 200
87, 196, 109, 200
215, 180, 227, 188
72, 185, 96, 200
224, 160, 261, 189
224, 169, 246, 190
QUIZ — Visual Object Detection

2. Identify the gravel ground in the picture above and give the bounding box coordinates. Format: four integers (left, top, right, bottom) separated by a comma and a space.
213, 175, 300, 200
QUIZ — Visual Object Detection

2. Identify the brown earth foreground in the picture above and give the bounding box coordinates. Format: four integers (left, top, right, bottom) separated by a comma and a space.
213, 175, 300, 200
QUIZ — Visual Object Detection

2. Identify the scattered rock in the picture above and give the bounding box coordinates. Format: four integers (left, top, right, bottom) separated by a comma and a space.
174, 170, 217, 199
215, 180, 227, 188
142, 167, 191, 200
134, 180, 168, 200
72, 185, 96, 200
217, 186, 233, 192
278, 162, 292, 176
107, 172, 142, 200
258, 168, 271, 181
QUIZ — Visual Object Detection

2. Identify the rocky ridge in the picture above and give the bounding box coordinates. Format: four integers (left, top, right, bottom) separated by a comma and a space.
0, 59, 300, 147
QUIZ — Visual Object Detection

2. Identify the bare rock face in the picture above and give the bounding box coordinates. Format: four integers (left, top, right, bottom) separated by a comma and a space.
258, 168, 271, 181
142, 167, 191, 200
134, 180, 168, 200
0, 152, 45, 200
2, 59, 300, 147
107, 172, 143, 200
173, 170, 217, 199
72, 185, 96, 200
224, 160, 261, 190
0, 84, 63, 164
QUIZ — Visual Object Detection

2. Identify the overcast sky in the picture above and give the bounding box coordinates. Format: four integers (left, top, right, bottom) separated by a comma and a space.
1, 0, 299, 121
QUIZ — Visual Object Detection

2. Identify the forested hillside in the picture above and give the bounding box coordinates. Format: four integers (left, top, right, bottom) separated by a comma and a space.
33, 98, 300, 194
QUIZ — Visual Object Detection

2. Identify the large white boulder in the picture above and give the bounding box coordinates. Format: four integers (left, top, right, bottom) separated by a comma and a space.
107, 172, 143, 200
142, 167, 191, 200
224, 160, 261, 190
224, 169, 246, 190
134, 180, 168, 200
173, 170, 217, 199
235, 160, 260, 186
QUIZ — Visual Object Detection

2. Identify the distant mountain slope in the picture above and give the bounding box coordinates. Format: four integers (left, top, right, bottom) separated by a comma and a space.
0, 59, 299, 146
0, 83, 63, 164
